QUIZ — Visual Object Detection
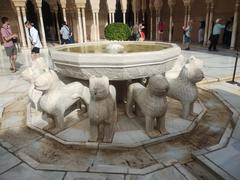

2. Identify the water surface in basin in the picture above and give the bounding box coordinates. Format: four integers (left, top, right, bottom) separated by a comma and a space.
60, 43, 170, 54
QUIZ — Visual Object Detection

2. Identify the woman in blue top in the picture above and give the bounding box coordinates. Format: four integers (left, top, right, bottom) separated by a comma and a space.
208, 18, 225, 51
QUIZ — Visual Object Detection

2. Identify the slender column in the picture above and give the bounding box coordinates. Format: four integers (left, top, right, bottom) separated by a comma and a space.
77, 8, 83, 43
203, 3, 210, 46
169, 7, 173, 42
112, 13, 115, 23
16, 7, 27, 48
123, 10, 126, 24
54, 10, 61, 44
63, 8, 67, 23
208, 3, 214, 40
187, 5, 191, 22
155, 16, 158, 40
230, 0, 240, 49
96, 12, 100, 40
155, 10, 160, 40
93, 12, 97, 41
136, 12, 139, 24
38, 7, 47, 48
150, 11, 153, 40
81, 8, 87, 42
134, 12, 137, 24
184, 5, 188, 27
109, 13, 112, 24
21, 7, 31, 48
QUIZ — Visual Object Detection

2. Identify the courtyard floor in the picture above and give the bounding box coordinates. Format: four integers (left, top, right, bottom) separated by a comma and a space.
0, 44, 240, 180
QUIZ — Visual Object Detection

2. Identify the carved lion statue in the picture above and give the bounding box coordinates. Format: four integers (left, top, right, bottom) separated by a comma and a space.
88, 76, 117, 143
126, 75, 169, 137
21, 57, 48, 109
34, 69, 90, 130
167, 57, 204, 119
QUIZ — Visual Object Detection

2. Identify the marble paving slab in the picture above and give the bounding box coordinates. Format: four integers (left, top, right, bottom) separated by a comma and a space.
94, 148, 156, 169
126, 166, 187, 180
205, 140, 240, 180
64, 172, 124, 180
0, 146, 21, 174
0, 163, 64, 180
232, 119, 240, 141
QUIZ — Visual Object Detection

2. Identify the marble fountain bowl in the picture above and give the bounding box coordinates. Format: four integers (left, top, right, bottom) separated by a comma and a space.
50, 41, 181, 81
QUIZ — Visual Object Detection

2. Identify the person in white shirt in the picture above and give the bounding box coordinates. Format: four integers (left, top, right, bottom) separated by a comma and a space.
25, 21, 42, 60
60, 22, 71, 44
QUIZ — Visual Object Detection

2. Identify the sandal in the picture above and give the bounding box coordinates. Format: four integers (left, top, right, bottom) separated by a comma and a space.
10, 67, 14, 71
11, 68, 17, 73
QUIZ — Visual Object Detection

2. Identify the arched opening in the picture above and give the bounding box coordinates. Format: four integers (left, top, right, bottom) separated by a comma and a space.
126, 0, 134, 27
42, 0, 54, 41
115, 0, 123, 22
26, 0, 39, 31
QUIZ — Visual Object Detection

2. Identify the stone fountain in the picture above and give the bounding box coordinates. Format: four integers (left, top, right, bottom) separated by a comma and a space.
23, 41, 205, 149
50, 41, 181, 80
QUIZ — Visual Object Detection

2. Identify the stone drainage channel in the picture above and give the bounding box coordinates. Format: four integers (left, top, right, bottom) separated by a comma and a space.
0, 86, 235, 179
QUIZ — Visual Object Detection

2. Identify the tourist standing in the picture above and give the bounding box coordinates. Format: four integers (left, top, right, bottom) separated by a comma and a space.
132, 24, 140, 41
158, 21, 165, 41
182, 20, 193, 50
139, 27, 145, 41
60, 22, 72, 44
198, 21, 205, 44
0, 17, 17, 72
208, 18, 225, 51
25, 21, 42, 60
223, 18, 233, 48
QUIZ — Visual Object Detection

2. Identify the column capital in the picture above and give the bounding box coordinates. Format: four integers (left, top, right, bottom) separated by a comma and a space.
235, 0, 240, 6
75, 0, 86, 8
89, 0, 100, 12
205, 0, 214, 5
60, 0, 67, 9
183, 0, 194, 6
106, 0, 116, 12
35, 0, 43, 8
120, 0, 127, 12
168, 0, 176, 7
154, 0, 163, 11
132, 0, 141, 13
12, 0, 27, 8
141, 0, 146, 12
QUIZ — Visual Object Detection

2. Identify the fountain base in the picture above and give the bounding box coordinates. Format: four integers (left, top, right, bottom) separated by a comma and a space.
27, 98, 205, 149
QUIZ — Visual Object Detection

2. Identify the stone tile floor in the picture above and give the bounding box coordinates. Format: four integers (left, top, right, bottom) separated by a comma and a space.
0, 46, 239, 179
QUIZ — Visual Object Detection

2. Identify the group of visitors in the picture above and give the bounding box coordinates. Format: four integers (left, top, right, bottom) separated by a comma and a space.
132, 22, 145, 41
0, 17, 42, 72
0, 16, 74, 73
182, 18, 230, 51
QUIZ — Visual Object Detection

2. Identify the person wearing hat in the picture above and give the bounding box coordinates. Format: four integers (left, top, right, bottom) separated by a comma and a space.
208, 18, 225, 51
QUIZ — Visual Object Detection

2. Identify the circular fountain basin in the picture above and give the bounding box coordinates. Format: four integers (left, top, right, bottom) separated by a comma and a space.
50, 41, 181, 80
